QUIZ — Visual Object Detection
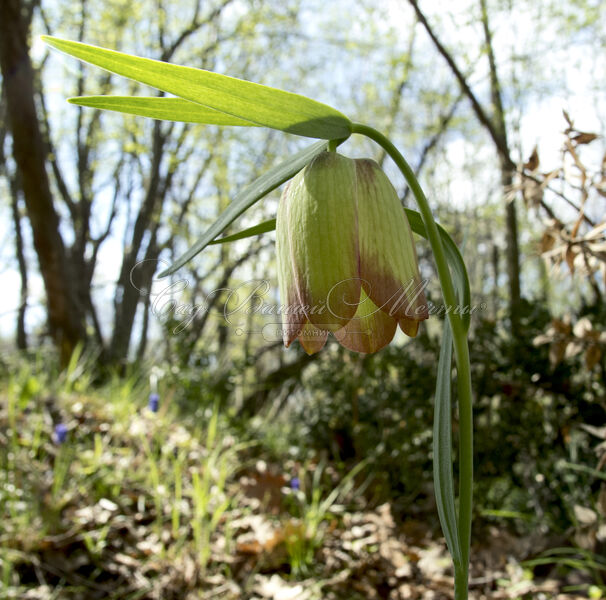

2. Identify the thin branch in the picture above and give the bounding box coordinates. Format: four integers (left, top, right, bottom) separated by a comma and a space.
407, 0, 514, 169
162, 0, 234, 62
377, 21, 417, 168
403, 94, 463, 203
36, 75, 77, 217
479, 0, 507, 144
522, 170, 596, 228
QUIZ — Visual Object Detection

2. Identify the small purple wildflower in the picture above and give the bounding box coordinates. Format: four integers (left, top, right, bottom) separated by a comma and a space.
54, 423, 68, 444
148, 393, 160, 413
290, 477, 300, 490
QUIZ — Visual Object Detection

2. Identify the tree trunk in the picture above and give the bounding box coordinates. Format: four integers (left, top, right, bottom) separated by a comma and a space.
9, 179, 28, 350
503, 168, 521, 333
480, 0, 521, 334
109, 121, 167, 365
0, 0, 86, 364
491, 243, 500, 319
408, 0, 522, 335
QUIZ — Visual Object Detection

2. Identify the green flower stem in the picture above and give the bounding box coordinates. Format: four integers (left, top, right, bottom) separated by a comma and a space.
351, 123, 473, 599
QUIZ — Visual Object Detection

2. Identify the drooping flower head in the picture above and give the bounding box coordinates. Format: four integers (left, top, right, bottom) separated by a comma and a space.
277, 152, 428, 354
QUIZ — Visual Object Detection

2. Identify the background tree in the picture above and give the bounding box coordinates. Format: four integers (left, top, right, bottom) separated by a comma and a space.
0, 0, 312, 367
406, 0, 522, 333
0, 0, 86, 364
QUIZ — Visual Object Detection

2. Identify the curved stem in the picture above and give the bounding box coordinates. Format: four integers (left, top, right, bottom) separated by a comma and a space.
351, 123, 473, 599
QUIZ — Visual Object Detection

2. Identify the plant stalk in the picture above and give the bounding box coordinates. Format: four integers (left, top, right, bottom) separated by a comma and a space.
351, 123, 473, 599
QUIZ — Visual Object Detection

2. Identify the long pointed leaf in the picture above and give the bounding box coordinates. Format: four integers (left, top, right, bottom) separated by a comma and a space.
433, 320, 463, 569
159, 141, 328, 277
42, 36, 352, 140
68, 96, 259, 126
208, 219, 277, 245
404, 208, 471, 333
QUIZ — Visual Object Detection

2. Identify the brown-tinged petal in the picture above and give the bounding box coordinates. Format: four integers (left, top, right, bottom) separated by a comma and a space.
398, 318, 419, 338
287, 152, 361, 331
277, 180, 307, 346
297, 321, 329, 354
355, 158, 429, 333
334, 288, 397, 353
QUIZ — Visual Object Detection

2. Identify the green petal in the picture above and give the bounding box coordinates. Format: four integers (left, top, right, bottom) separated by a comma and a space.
297, 322, 329, 355
285, 153, 360, 332
334, 289, 397, 353
355, 159, 429, 332
276, 188, 328, 353
277, 181, 306, 347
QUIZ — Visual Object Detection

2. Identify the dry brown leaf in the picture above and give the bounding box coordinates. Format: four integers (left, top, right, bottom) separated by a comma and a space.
552, 318, 572, 335
540, 231, 556, 253
570, 212, 584, 239
234, 514, 284, 554
523, 147, 539, 171
571, 132, 598, 145
585, 344, 602, 369
549, 340, 568, 366
239, 469, 286, 513
565, 245, 577, 273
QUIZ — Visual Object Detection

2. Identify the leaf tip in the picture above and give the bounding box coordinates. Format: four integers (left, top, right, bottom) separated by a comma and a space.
40, 35, 60, 48
156, 266, 174, 278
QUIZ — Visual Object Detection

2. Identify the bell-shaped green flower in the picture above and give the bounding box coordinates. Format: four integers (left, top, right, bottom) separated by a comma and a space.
276, 151, 428, 354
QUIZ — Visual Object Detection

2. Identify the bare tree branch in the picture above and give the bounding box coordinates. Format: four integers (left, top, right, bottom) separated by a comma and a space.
377, 22, 417, 168
403, 93, 463, 203
407, 0, 514, 170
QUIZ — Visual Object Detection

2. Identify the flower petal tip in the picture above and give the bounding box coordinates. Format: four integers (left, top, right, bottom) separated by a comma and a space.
298, 327, 329, 354
399, 318, 420, 338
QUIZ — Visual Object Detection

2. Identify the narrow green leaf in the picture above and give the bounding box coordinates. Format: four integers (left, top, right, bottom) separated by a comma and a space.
480, 509, 533, 521
208, 219, 276, 245
405, 208, 471, 333
42, 36, 352, 140
68, 96, 259, 126
159, 141, 328, 277
560, 461, 606, 482
433, 320, 463, 569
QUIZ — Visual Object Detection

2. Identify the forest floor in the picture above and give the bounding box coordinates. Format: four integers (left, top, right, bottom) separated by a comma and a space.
0, 370, 599, 600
